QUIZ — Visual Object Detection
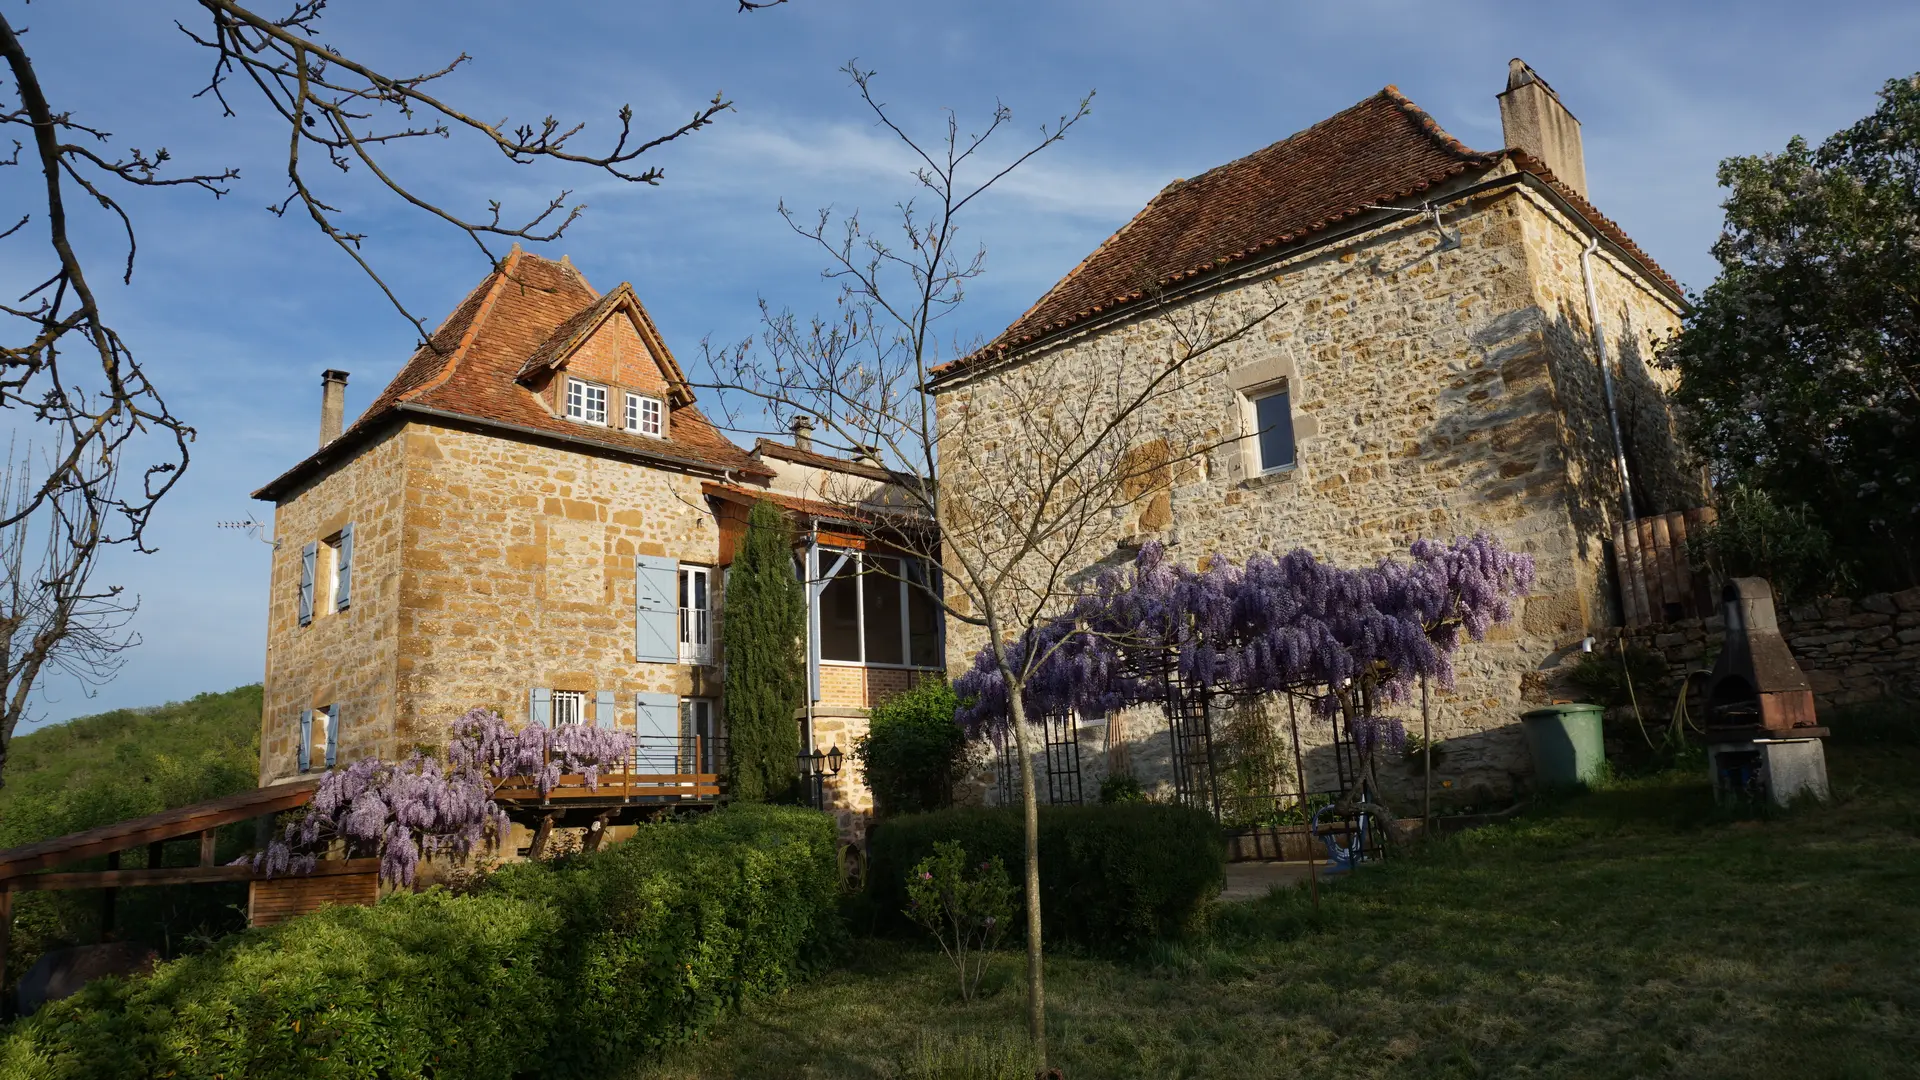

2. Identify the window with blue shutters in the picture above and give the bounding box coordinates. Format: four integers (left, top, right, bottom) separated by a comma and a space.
334, 523, 354, 612
324, 704, 341, 767
594, 690, 618, 729
528, 687, 553, 727
298, 709, 313, 772
298, 543, 317, 626
635, 691, 678, 771
633, 555, 680, 663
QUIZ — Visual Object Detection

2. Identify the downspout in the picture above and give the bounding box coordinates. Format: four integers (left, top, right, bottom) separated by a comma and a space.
804, 531, 819, 752
1582, 236, 1635, 524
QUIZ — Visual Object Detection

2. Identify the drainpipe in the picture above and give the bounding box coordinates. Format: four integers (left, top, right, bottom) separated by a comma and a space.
1581, 236, 1635, 524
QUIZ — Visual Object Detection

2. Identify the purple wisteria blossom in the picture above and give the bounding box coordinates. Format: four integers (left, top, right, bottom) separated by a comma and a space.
954, 532, 1533, 735
251, 708, 636, 886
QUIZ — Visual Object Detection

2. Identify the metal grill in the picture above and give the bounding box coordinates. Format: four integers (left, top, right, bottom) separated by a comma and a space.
1040, 711, 1083, 806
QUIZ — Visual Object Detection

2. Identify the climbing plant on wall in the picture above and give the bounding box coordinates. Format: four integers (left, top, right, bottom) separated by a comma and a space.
722, 499, 807, 801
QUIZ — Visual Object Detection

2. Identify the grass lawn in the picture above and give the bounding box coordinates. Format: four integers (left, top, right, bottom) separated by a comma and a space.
635, 738, 1920, 1079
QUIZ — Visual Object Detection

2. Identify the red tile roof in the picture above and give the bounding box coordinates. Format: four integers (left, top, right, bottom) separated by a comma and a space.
935, 86, 1678, 379
255, 251, 767, 500
751, 438, 901, 484
701, 481, 872, 524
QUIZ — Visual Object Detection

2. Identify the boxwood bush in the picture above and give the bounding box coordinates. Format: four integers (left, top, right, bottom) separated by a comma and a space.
0, 804, 838, 1080
866, 802, 1224, 951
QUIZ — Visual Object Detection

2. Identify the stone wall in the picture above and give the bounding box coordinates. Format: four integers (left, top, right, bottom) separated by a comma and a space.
1617, 588, 1920, 716
393, 420, 723, 747
260, 426, 408, 783
934, 167, 1696, 797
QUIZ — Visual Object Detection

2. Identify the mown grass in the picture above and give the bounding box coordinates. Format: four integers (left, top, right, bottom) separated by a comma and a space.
636, 725, 1920, 1079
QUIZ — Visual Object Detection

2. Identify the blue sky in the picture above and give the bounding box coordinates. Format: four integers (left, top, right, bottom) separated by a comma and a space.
7, 0, 1917, 728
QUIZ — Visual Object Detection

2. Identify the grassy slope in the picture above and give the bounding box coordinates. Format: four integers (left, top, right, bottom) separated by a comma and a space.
638, 739, 1920, 1080
1, 686, 262, 983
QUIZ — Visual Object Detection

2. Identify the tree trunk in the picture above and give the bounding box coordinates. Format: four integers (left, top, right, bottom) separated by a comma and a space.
1005, 676, 1046, 1068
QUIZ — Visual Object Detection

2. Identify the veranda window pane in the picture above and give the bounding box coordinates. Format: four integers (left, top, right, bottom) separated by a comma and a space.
863, 555, 905, 666
906, 561, 941, 668
820, 555, 862, 661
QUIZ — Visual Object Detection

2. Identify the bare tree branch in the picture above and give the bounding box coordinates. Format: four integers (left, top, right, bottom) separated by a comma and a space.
0, 0, 783, 784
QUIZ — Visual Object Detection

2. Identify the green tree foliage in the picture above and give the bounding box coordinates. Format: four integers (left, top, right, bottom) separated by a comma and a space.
854, 678, 968, 816
1663, 73, 1920, 590
0, 686, 261, 987
722, 500, 806, 801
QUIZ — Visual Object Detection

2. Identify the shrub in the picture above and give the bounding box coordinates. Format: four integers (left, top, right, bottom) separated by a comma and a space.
1, 889, 557, 1080
868, 803, 1223, 951
1098, 772, 1144, 804
855, 678, 970, 816
481, 803, 841, 1079
1565, 644, 1668, 710
1688, 485, 1852, 603
0, 804, 841, 1080
905, 841, 1014, 1001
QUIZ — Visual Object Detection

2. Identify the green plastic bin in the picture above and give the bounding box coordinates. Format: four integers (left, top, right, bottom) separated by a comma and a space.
1520, 703, 1606, 787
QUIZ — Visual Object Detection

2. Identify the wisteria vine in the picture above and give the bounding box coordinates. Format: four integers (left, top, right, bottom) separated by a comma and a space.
251, 708, 635, 886
954, 532, 1535, 735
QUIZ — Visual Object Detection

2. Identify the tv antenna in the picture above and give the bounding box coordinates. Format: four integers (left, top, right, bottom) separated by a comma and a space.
216, 515, 279, 550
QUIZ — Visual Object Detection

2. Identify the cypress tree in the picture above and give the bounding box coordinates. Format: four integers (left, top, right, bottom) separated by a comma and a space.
722, 499, 806, 801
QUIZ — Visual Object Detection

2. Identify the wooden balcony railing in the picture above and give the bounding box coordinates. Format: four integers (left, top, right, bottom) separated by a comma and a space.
492, 735, 727, 805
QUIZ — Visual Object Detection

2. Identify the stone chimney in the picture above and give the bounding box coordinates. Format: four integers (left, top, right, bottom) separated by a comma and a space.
853, 444, 882, 468
790, 415, 815, 452
319, 369, 349, 447
1497, 59, 1588, 199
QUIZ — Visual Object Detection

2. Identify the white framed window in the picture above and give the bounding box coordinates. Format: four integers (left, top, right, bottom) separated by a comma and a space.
1246, 381, 1296, 474
551, 689, 586, 726
566, 377, 608, 425
817, 549, 943, 669
679, 565, 714, 664
626, 392, 664, 438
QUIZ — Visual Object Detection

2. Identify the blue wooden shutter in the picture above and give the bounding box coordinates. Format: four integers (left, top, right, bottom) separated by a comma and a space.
324, 704, 341, 768
635, 691, 678, 771
594, 690, 617, 729
298, 543, 317, 626
633, 555, 679, 663
298, 709, 313, 772
528, 687, 552, 727
335, 524, 354, 612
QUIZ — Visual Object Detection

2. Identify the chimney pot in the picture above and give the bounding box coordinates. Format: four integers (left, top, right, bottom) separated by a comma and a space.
1497, 58, 1588, 199
320, 369, 350, 447
790, 415, 815, 452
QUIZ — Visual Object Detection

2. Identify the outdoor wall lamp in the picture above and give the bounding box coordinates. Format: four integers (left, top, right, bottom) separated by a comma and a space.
797, 746, 843, 809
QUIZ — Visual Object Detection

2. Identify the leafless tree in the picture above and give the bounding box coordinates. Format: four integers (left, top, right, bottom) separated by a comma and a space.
707, 64, 1284, 1067
0, 0, 777, 785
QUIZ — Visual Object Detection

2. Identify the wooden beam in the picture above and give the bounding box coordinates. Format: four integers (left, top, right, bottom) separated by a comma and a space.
199, 830, 216, 867
6, 859, 380, 894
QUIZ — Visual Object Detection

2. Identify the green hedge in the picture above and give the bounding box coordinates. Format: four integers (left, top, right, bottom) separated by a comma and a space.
0, 804, 839, 1080
866, 803, 1224, 951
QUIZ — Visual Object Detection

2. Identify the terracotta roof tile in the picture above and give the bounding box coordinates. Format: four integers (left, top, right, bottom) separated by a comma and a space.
256, 251, 766, 500
935, 86, 1679, 379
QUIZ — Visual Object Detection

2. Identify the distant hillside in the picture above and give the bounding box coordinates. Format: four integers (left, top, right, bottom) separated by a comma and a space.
1, 685, 262, 986
1, 685, 261, 849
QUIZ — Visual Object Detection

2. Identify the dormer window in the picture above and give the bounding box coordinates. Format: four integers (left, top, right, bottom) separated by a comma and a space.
626, 392, 664, 438
566, 377, 608, 425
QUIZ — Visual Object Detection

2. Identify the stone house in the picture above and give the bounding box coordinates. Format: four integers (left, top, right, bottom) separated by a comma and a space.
251, 250, 940, 838
929, 61, 1707, 804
